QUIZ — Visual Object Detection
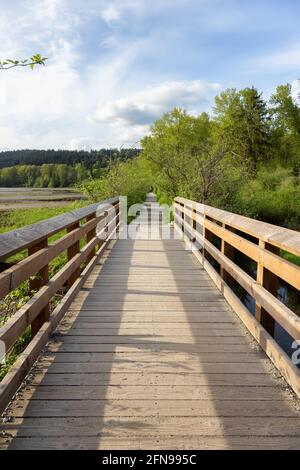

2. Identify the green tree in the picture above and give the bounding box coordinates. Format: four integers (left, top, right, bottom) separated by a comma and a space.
270, 84, 300, 171
80, 157, 151, 208
142, 108, 215, 200
214, 87, 271, 170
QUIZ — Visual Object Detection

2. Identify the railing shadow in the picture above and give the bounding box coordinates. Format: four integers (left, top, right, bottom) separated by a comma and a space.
3, 195, 299, 449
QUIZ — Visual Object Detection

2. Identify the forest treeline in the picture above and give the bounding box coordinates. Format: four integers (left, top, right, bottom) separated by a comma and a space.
0, 163, 89, 188
81, 83, 300, 229
0, 148, 139, 186
1, 83, 300, 229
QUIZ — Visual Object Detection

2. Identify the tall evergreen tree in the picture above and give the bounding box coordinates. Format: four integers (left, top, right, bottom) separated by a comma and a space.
270, 84, 300, 172
214, 87, 271, 170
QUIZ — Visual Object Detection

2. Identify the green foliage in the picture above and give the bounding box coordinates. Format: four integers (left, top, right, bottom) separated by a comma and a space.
270, 84, 300, 170
0, 202, 88, 381
0, 148, 140, 170
0, 163, 89, 187
0, 203, 80, 235
232, 167, 300, 229
0, 281, 33, 380
281, 251, 300, 267
80, 157, 152, 207
0, 328, 31, 380
0, 149, 141, 187
141, 108, 245, 205
213, 86, 271, 171
141, 83, 300, 230
0, 281, 33, 326
0, 54, 48, 70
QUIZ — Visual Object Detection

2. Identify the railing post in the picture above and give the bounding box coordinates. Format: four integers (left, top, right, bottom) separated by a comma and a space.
181, 203, 185, 235
86, 212, 96, 264
67, 222, 80, 288
203, 215, 214, 262
96, 210, 108, 251
115, 200, 120, 234
255, 240, 278, 336
191, 207, 197, 244
221, 223, 235, 287
28, 238, 49, 337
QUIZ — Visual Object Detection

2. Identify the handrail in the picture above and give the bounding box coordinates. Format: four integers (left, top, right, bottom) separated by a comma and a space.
175, 196, 300, 258
0, 196, 120, 414
174, 196, 300, 398
0, 196, 119, 261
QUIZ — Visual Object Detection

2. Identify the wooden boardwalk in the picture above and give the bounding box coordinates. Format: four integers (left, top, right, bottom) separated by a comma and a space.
1, 195, 300, 449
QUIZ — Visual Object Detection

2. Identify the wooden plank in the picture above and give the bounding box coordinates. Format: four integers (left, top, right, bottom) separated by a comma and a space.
29, 372, 274, 387
184, 223, 300, 340
16, 385, 282, 401
0, 234, 116, 416
57, 328, 244, 337
2, 194, 300, 451
3, 436, 300, 450
6, 398, 295, 418
46, 342, 253, 353
3, 416, 300, 437
39, 351, 262, 363
201, 257, 300, 398
0, 197, 119, 261
0, 216, 105, 300
34, 360, 268, 375
63, 311, 233, 320
28, 238, 50, 337
175, 196, 300, 258
63, 322, 237, 330
0, 234, 103, 352
67, 222, 80, 287
204, 217, 300, 291
68, 302, 227, 312
255, 241, 278, 336
86, 212, 97, 263
51, 335, 248, 345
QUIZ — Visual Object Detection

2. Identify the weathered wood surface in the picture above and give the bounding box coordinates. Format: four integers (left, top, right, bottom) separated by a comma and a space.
1, 194, 300, 450
0, 196, 118, 261
174, 197, 300, 397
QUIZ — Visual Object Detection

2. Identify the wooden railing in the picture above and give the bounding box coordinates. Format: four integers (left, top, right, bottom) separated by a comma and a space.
174, 196, 300, 398
0, 197, 120, 414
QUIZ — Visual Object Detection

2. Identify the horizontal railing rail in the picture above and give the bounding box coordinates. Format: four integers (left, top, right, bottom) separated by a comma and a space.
174, 196, 300, 398
0, 196, 120, 414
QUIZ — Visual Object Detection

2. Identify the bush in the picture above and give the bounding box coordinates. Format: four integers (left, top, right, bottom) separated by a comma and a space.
80, 157, 152, 208
233, 167, 300, 228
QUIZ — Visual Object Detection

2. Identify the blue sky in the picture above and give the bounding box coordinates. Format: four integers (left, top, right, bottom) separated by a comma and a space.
0, 0, 300, 150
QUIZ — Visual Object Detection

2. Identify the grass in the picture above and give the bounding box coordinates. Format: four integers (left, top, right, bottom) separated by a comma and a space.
0, 201, 87, 381
0, 202, 86, 265
281, 250, 300, 266
0, 327, 32, 380
0, 202, 85, 235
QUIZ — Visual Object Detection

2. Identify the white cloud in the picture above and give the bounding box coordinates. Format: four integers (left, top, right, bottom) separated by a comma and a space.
3, 0, 297, 151
67, 137, 105, 151
292, 79, 300, 105
0, 0, 146, 149
247, 42, 300, 73
89, 80, 220, 146
92, 80, 221, 126
101, 4, 121, 24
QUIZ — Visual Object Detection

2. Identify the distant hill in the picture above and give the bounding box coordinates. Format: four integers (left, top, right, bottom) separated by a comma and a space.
0, 149, 140, 170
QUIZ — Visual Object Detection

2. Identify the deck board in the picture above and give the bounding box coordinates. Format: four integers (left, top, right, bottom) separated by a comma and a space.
1, 194, 300, 450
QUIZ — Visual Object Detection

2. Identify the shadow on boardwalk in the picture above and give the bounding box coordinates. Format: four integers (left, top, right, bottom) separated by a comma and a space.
1, 194, 300, 449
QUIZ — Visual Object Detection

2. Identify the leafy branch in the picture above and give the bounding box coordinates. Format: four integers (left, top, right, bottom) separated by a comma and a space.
0, 54, 48, 71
